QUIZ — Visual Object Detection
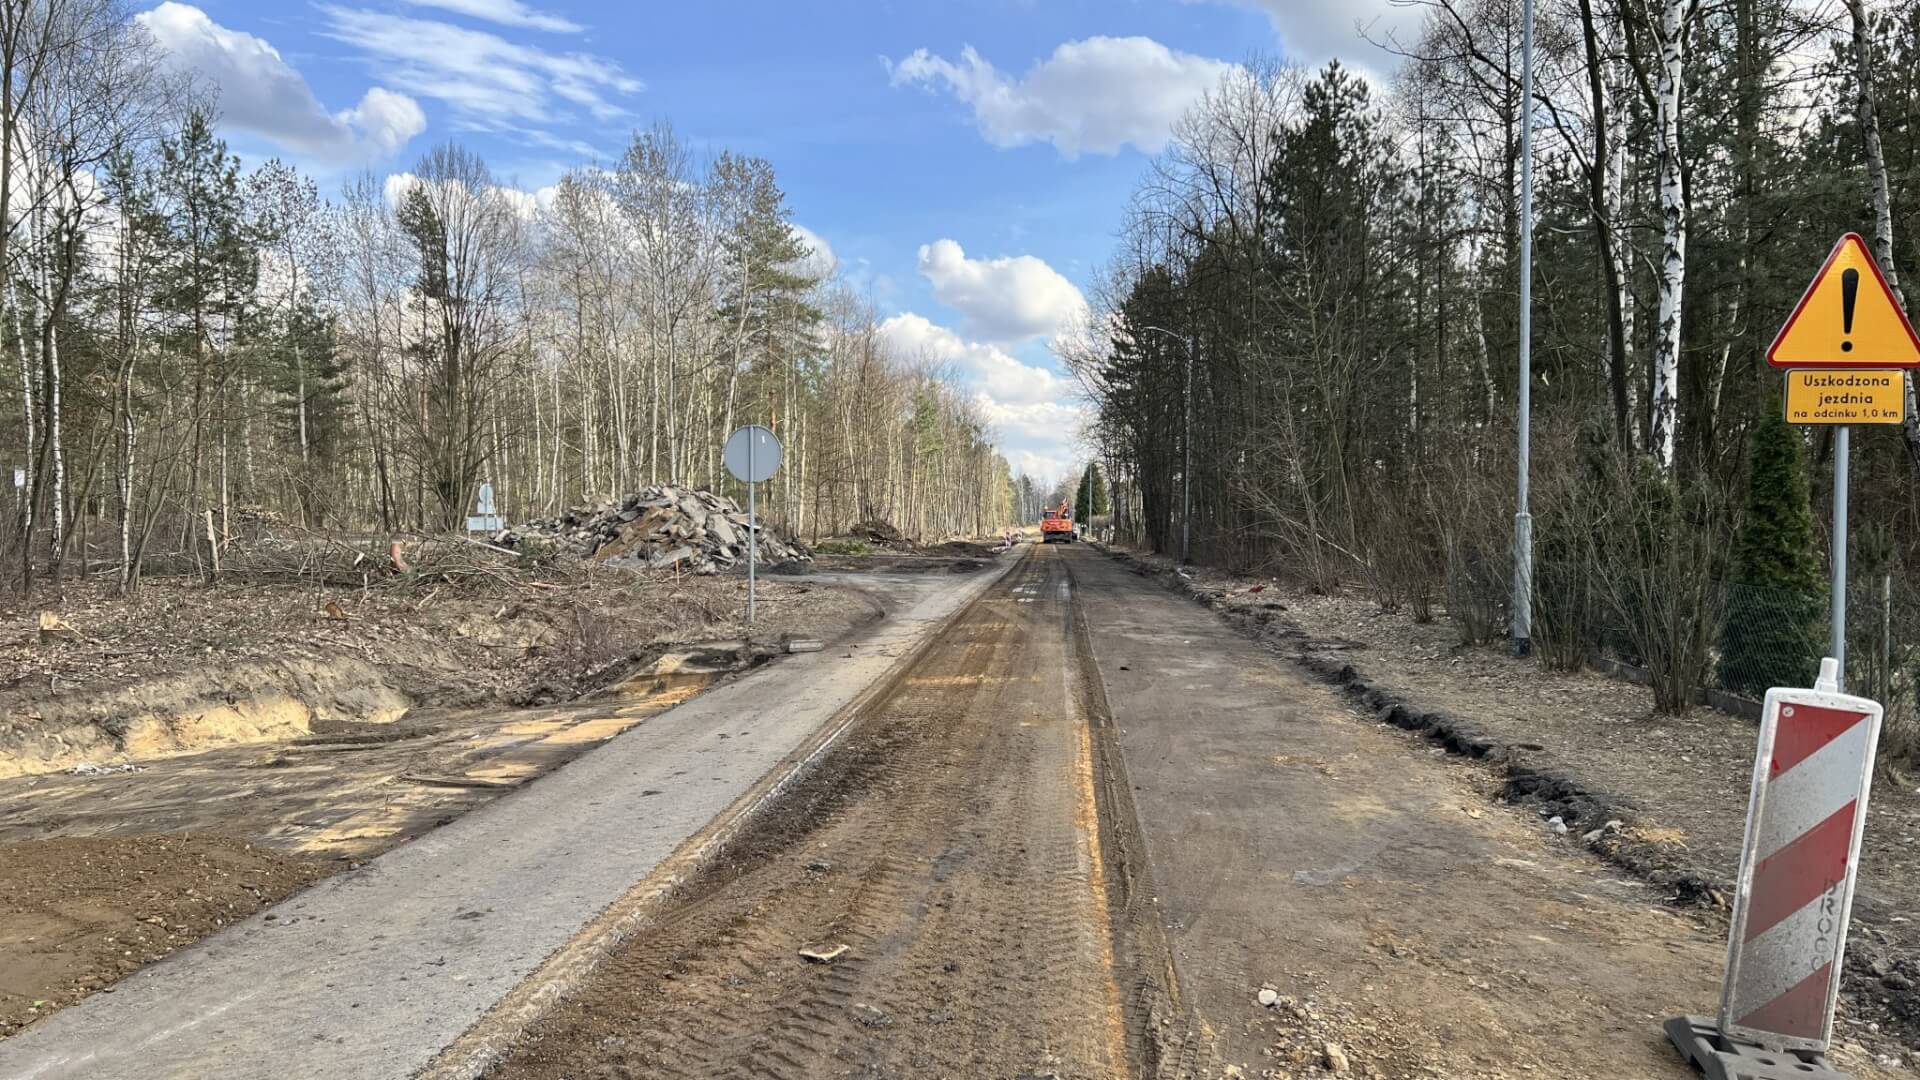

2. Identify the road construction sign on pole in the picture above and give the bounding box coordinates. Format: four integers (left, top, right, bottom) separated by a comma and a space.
1783, 370, 1906, 425
1770, 234, 1920, 689
1768, 234, 1920, 370
1667, 659, 1882, 1080
724, 425, 782, 633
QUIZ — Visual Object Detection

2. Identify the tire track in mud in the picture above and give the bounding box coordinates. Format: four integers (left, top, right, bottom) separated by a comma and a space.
490, 548, 1189, 1079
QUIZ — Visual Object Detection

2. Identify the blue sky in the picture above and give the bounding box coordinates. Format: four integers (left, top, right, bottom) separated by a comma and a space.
138, 0, 1418, 482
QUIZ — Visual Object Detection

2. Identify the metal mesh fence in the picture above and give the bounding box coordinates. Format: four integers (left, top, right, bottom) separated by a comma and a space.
1545, 565, 1920, 762
1717, 581, 1825, 700
1719, 575, 1920, 762
1848, 573, 1920, 762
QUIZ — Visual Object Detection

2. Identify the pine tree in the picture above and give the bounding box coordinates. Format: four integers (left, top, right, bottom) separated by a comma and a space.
1718, 410, 1824, 694
712, 152, 823, 452
152, 110, 256, 553
1075, 463, 1108, 523
249, 301, 348, 523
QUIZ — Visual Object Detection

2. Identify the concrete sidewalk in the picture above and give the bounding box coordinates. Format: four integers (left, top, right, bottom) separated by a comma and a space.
0, 561, 1010, 1080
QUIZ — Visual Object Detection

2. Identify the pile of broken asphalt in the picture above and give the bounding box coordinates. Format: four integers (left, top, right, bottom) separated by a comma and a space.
498, 485, 810, 574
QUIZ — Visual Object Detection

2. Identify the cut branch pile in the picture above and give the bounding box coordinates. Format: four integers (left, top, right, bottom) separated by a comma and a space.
214, 530, 571, 592
499, 485, 811, 575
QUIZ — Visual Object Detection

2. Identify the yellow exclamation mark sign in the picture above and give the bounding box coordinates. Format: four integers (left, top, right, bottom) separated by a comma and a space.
1842, 267, 1860, 353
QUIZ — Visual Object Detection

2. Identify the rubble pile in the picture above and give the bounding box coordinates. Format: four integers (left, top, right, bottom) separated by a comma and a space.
849, 520, 909, 548
498, 485, 811, 574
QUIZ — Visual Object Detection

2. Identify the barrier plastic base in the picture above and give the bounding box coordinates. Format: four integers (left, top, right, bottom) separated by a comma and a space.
1665, 1016, 1852, 1080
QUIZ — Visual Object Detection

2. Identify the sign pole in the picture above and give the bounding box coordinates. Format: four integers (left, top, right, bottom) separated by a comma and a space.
1182, 335, 1193, 565
747, 441, 757, 633
1673, 230, 1920, 1076
724, 424, 781, 641
1832, 426, 1850, 688
1767, 231, 1920, 687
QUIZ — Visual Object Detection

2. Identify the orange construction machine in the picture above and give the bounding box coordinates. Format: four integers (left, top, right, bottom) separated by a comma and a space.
1040, 500, 1076, 544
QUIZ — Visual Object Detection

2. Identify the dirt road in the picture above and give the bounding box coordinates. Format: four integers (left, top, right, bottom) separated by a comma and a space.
0, 564, 1007, 1080
6, 544, 1904, 1078
0, 566, 955, 1041
497, 543, 1905, 1079
495, 544, 1183, 1079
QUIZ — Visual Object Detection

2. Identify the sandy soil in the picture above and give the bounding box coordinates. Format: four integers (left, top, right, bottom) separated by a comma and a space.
0, 558, 942, 1045
0, 835, 331, 1037
1110, 544, 1920, 1070
485, 543, 1885, 1080
0, 565, 869, 777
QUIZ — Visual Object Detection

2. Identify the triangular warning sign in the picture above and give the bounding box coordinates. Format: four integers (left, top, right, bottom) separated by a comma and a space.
1770, 233, 1920, 369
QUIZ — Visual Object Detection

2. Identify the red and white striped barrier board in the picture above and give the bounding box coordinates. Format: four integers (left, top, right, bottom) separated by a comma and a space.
1720, 660, 1882, 1052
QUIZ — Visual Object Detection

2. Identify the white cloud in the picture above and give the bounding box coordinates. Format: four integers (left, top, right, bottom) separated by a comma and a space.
877, 313, 1067, 408
1192, 0, 1422, 67
875, 312, 1088, 490
975, 395, 1089, 484
916, 239, 1088, 345
383, 171, 422, 208
323, 6, 642, 129
1006, 447, 1077, 486
974, 395, 1089, 446
382, 169, 556, 220
789, 224, 838, 281
493, 184, 539, 219
340, 87, 428, 157
138, 2, 425, 163
462, 124, 601, 159
889, 36, 1236, 159
838, 306, 1094, 483
397, 0, 582, 34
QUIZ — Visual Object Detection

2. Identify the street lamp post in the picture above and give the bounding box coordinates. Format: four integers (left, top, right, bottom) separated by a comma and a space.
1141, 325, 1194, 564
1513, 0, 1537, 659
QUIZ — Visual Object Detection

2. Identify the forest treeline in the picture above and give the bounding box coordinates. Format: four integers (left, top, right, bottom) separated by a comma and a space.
1068, 0, 1920, 740
0, 0, 1016, 595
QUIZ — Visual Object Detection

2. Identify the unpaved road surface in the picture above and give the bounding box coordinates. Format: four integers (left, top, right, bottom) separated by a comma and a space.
1072, 548, 1904, 1079
498, 544, 1904, 1079
495, 546, 1176, 1079
0, 564, 1006, 1080
0, 652, 730, 1039
0, 568, 954, 1041
0, 835, 331, 1037
4, 544, 1905, 1079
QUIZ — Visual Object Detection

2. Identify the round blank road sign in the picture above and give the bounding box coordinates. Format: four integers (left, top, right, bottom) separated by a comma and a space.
724, 425, 783, 484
